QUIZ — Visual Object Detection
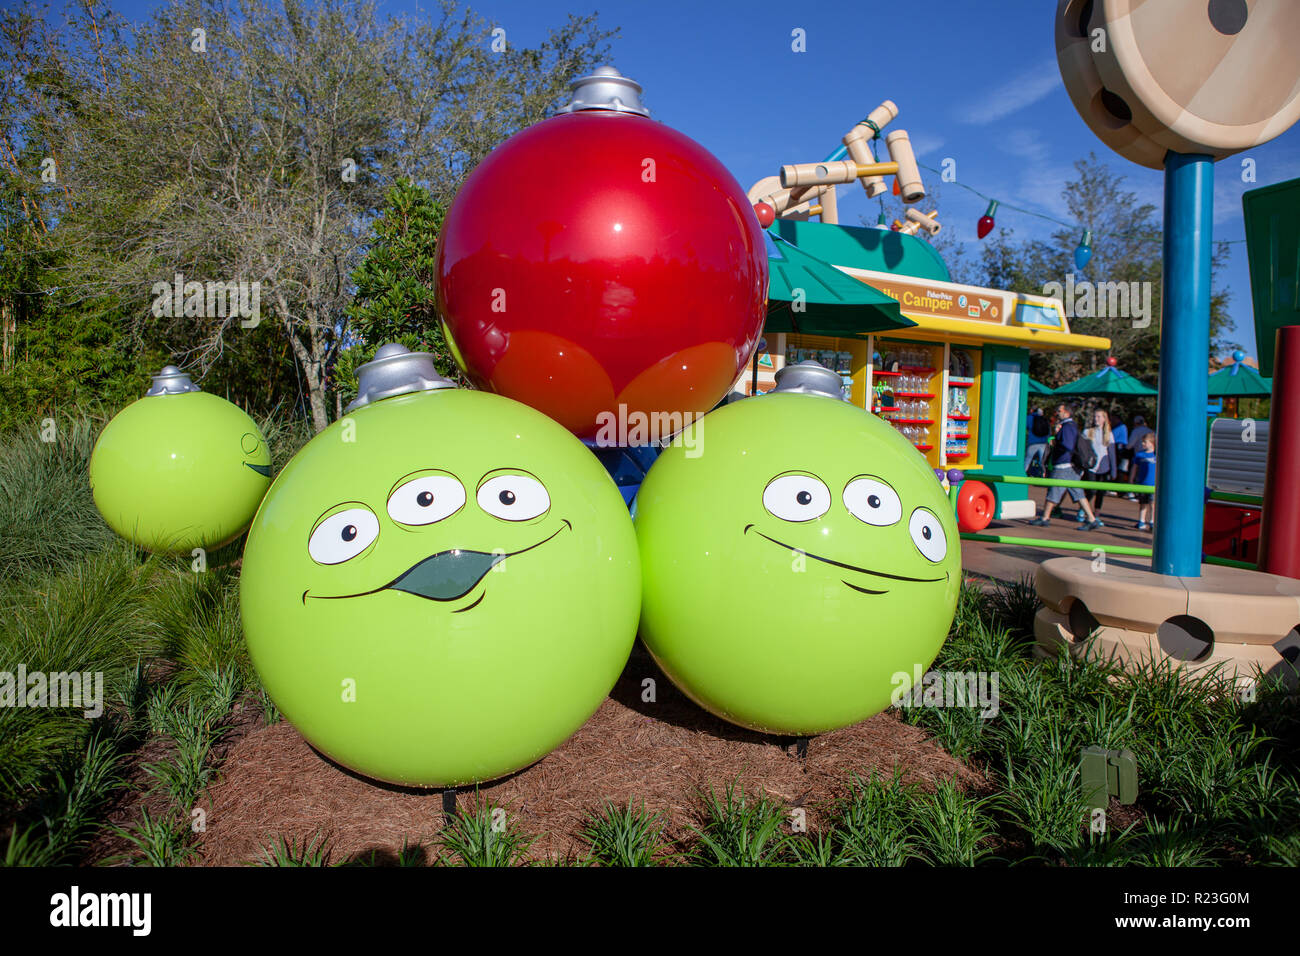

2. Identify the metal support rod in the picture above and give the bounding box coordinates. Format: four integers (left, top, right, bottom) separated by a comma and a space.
1153, 153, 1214, 577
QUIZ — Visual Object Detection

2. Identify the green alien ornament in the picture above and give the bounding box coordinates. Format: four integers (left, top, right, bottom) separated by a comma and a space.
239, 345, 641, 787
635, 361, 961, 736
89, 366, 272, 554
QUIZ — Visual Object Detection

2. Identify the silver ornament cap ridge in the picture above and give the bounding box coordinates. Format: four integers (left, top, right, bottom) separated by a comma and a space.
771, 360, 844, 400
145, 365, 201, 397
554, 66, 650, 118
345, 343, 456, 412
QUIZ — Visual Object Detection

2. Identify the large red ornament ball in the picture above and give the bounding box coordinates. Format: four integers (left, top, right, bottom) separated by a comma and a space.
434, 108, 768, 439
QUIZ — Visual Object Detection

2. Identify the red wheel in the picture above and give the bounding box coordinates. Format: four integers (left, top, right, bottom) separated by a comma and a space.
956, 480, 995, 532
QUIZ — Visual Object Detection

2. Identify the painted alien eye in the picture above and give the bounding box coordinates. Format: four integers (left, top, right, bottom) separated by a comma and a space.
762, 473, 831, 522
478, 472, 550, 521
387, 473, 466, 526
843, 476, 902, 526
909, 508, 947, 563
308, 507, 379, 565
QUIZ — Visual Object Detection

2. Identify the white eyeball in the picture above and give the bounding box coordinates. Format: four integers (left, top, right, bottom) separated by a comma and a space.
478, 472, 550, 521
909, 508, 947, 563
308, 507, 380, 565
387, 473, 465, 526
843, 477, 902, 526
762, 473, 831, 522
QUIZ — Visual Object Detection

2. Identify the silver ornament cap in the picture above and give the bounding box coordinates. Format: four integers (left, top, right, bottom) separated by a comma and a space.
554, 66, 650, 118
771, 360, 845, 400
145, 365, 201, 397
345, 343, 455, 412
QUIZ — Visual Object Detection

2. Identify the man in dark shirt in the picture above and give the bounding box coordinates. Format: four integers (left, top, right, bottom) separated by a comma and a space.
1030, 403, 1102, 528
1127, 415, 1153, 456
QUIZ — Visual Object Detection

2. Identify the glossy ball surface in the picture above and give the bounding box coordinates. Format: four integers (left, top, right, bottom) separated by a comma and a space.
239, 389, 640, 786
435, 111, 768, 439
635, 394, 961, 735
89, 392, 271, 553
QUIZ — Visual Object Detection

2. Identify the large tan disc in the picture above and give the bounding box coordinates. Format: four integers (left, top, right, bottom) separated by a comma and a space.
1056, 0, 1300, 169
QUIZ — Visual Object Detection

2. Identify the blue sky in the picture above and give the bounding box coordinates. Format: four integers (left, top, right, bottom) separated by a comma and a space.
108, 0, 1300, 356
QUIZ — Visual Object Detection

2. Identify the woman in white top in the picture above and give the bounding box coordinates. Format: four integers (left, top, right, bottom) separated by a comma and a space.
1079, 408, 1117, 522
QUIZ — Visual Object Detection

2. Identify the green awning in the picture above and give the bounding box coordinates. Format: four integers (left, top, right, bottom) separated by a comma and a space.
1208, 361, 1272, 397
765, 232, 915, 339
1028, 377, 1054, 395
1053, 365, 1158, 397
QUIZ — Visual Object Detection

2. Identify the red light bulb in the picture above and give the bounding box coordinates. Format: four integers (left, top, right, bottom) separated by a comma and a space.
976, 199, 998, 240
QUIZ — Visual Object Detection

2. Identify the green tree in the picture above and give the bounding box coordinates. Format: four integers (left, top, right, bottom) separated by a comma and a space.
5, 0, 614, 430
334, 180, 454, 410
977, 154, 1233, 397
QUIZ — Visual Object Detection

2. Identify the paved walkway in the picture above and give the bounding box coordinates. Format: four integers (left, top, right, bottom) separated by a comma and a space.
960, 487, 1156, 585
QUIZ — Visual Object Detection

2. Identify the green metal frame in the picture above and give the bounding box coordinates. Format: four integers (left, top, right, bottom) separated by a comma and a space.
975, 346, 1031, 514
950, 475, 1260, 570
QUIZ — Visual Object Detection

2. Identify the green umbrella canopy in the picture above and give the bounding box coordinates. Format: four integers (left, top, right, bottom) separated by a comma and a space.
1208, 354, 1272, 397
1028, 377, 1054, 395
1053, 363, 1158, 397
764, 232, 915, 338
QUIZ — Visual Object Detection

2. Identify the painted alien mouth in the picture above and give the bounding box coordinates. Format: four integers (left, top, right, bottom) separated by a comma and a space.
743, 523, 948, 595
245, 462, 272, 477
303, 520, 571, 610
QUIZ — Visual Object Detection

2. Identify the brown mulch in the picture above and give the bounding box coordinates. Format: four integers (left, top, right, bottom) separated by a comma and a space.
186, 643, 983, 865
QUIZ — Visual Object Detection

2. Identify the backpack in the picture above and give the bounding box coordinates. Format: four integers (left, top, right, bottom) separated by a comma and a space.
1072, 430, 1098, 472
1031, 415, 1050, 439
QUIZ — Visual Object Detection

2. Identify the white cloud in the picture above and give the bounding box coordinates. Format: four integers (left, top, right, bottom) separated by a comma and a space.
909, 133, 946, 159
1214, 148, 1300, 228
958, 60, 1062, 125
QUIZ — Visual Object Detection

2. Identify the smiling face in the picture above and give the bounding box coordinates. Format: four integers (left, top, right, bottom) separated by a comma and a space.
239, 389, 640, 787
89, 391, 271, 553
634, 392, 961, 735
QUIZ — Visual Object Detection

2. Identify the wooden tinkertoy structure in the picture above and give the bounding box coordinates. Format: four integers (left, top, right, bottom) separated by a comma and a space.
746, 101, 940, 235
1036, 0, 1300, 690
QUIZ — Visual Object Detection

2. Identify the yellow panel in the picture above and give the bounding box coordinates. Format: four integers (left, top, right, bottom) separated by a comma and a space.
899, 315, 1110, 351
846, 339, 868, 409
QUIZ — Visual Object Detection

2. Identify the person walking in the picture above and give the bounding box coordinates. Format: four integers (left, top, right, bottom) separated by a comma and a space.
1080, 408, 1117, 521
1030, 403, 1102, 529
1127, 415, 1153, 455
1129, 430, 1157, 531
1025, 406, 1050, 476
1123, 413, 1152, 500
1110, 411, 1130, 474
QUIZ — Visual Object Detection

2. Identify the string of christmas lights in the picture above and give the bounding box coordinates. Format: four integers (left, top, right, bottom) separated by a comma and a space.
906, 161, 1249, 258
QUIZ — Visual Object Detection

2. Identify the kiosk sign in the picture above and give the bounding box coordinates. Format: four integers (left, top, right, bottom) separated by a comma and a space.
855, 275, 1006, 323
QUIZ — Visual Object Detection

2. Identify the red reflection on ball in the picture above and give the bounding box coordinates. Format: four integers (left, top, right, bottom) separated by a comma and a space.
434, 110, 768, 439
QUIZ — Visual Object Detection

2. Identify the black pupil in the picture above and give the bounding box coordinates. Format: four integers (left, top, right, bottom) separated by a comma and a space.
796, 491, 812, 505
342, 525, 358, 542
922, 526, 932, 540
499, 490, 516, 505
868, 494, 881, 508
417, 491, 434, 507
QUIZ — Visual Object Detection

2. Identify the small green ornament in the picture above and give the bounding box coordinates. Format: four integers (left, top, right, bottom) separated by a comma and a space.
89, 366, 271, 553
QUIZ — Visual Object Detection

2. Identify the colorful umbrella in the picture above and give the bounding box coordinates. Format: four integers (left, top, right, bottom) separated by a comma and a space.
1052, 360, 1158, 397
1208, 351, 1272, 397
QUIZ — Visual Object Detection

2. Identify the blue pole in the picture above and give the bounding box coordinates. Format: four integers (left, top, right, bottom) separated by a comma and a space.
1153, 153, 1213, 577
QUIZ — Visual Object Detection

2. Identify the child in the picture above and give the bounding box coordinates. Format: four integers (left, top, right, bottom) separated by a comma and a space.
1129, 431, 1156, 531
